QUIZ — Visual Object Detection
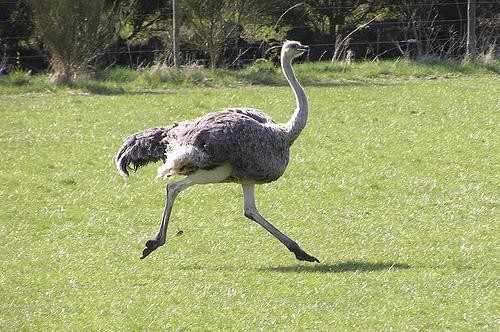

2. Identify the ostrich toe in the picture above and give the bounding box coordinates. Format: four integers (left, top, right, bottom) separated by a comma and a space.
140, 239, 162, 259
293, 247, 320, 263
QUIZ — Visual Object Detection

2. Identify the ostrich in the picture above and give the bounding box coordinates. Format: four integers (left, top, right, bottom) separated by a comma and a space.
115, 40, 319, 263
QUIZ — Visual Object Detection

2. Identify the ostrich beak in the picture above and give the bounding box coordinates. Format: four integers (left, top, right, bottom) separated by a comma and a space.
298, 45, 309, 52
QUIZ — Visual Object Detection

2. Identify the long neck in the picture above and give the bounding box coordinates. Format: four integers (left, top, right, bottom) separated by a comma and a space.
282, 57, 308, 145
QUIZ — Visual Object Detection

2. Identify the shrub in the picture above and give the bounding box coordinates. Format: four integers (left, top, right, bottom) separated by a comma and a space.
31, 0, 122, 85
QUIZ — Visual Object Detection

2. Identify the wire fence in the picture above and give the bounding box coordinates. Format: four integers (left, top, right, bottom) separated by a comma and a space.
1, 1, 498, 66
0, 18, 475, 42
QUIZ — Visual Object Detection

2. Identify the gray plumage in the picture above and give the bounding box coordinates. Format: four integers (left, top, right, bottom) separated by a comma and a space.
115, 124, 175, 177
116, 107, 289, 182
115, 41, 319, 263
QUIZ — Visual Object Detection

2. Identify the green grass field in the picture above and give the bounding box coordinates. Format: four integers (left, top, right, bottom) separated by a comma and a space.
0, 62, 498, 330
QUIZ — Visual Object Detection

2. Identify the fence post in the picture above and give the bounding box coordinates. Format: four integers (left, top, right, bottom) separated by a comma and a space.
466, 0, 476, 61
172, 0, 180, 69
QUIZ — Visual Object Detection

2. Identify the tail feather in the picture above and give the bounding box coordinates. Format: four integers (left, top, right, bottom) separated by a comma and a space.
115, 125, 177, 177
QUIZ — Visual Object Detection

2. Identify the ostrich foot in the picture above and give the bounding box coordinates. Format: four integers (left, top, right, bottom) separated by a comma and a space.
140, 239, 163, 259
292, 247, 320, 263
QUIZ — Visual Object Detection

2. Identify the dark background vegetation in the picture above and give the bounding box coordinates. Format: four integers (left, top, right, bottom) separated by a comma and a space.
1, 0, 498, 74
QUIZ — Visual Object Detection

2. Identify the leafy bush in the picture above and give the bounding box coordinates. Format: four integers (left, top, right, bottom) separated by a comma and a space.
31, 0, 121, 85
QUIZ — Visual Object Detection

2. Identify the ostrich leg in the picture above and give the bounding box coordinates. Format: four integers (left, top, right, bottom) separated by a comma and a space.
242, 184, 319, 263
141, 164, 233, 259
141, 177, 193, 259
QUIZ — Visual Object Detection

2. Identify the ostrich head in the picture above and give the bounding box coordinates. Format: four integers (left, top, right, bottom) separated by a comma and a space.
281, 40, 309, 63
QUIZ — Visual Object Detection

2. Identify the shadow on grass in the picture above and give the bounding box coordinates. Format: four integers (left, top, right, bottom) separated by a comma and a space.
77, 80, 389, 95
81, 84, 175, 96
240, 76, 397, 88
259, 261, 411, 273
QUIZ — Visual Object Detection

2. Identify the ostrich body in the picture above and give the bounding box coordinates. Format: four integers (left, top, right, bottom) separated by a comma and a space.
116, 41, 318, 262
